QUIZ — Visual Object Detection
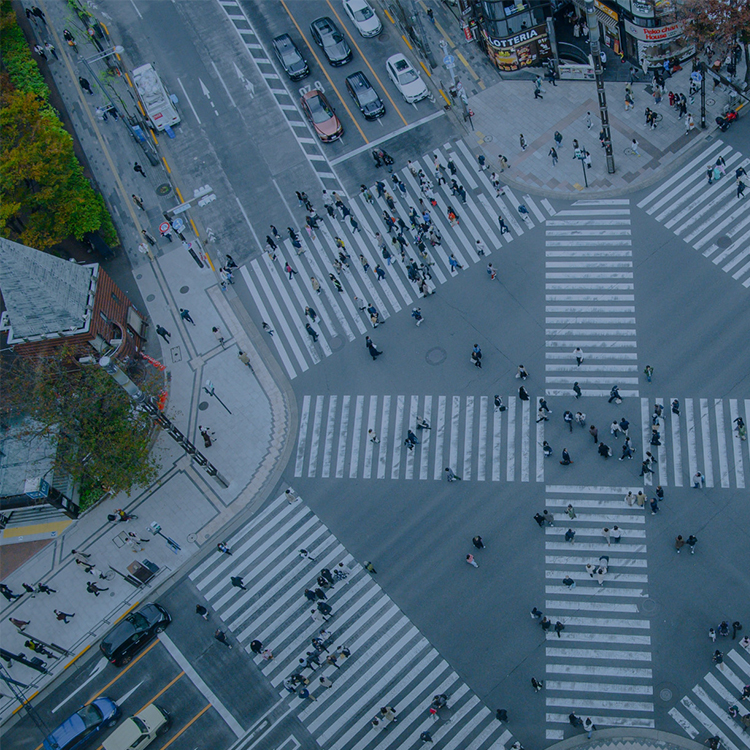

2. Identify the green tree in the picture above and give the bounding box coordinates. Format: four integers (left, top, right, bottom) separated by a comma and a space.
1, 350, 160, 499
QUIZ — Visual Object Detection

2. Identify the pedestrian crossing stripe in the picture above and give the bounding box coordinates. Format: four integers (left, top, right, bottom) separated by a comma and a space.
189, 491, 518, 750
543, 486, 655, 733
543, 200, 639, 399
293, 395, 749, 488
638, 140, 750, 289
669, 645, 750, 750
240, 141, 553, 380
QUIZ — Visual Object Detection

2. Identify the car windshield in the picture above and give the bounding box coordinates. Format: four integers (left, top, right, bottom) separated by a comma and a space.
308, 96, 333, 123
353, 6, 374, 20
132, 716, 149, 733
328, 32, 344, 45
358, 87, 378, 104
281, 48, 299, 65
398, 68, 418, 85
129, 612, 150, 631
78, 703, 104, 730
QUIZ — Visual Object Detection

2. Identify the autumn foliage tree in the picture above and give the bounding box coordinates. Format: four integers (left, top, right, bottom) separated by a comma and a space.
1, 350, 160, 504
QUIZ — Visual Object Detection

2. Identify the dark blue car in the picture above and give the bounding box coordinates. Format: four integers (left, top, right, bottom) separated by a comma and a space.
43, 697, 120, 750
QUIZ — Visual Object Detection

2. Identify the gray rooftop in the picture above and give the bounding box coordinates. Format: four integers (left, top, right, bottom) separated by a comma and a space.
0, 238, 94, 340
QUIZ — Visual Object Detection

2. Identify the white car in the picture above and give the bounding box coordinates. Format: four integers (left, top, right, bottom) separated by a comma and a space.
343, 0, 382, 37
102, 704, 170, 750
386, 54, 429, 104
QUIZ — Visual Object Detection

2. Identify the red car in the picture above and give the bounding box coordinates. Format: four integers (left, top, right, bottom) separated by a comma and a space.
300, 90, 343, 143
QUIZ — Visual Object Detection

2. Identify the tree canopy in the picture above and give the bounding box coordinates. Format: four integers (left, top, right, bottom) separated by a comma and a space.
1, 350, 160, 501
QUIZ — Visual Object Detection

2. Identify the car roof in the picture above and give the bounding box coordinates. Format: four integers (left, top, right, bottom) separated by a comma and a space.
346, 71, 371, 89
312, 16, 336, 33
302, 89, 327, 102
272, 33, 293, 47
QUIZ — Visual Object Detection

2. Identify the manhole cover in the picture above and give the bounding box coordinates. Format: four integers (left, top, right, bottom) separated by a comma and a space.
187, 533, 196, 543
483, 135, 493, 142
329, 336, 344, 351
640, 598, 658, 614
660, 688, 673, 701
426, 347, 447, 365
198, 401, 209, 411
707, 98, 716, 106
136, 273, 143, 280
179, 285, 190, 294
146, 294, 155, 302
156, 183, 172, 196
716, 235, 731, 248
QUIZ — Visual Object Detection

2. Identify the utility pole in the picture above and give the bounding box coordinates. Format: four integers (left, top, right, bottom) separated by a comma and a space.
700, 61, 706, 129
98, 357, 229, 488
584, 0, 616, 174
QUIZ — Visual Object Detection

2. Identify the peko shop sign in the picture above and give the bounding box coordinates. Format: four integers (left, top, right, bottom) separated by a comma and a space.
623, 20, 684, 42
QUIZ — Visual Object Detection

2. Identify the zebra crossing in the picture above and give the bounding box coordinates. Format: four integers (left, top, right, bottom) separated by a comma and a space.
294, 393, 544, 483
241, 140, 554, 380
542, 485, 654, 740
544, 200, 639, 399
637, 140, 750, 289
639, 397, 749, 489
668, 644, 750, 749
294, 393, 750, 488
189, 491, 516, 750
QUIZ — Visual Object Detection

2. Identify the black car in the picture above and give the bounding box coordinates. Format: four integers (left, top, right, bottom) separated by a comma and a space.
272, 33, 309, 81
100, 603, 171, 666
310, 17, 352, 66
345, 71, 385, 119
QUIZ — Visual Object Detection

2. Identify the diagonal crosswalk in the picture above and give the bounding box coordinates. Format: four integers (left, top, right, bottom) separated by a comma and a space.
668, 645, 750, 749
639, 397, 749, 489
637, 140, 750, 289
241, 142, 552, 380
542, 485, 655, 740
294, 393, 544, 482
189, 491, 517, 750
544, 200, 639, 399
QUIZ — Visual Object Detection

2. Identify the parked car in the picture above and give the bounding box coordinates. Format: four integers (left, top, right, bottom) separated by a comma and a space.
300, 90, 343, 142
43, 697, 120, 750
345, 71, 385, 119
100, 603, 171, 666
342, 0, 382, 37
310, 17, 352, 66
386, 53, 429, 103
102, 704, 171, 750
272, 33, 309, 81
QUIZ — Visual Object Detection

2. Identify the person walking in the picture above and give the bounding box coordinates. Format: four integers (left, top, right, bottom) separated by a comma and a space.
230, 575, 247, 591
305, 323, 319, 343
644, 364, 654, 381
713, 650, 724, 670
531, 677, 544, 692
564, 410, 574, 432
631, 138, 640, 156
0, 584, 22, 602
563, 575, 576, 589
692, 471, 704, 488
602, 527, 612, 546
215, 629, 232, 648
560, 448, 573, 465
445, 467, 461, 482
686, 534, 697, 554
675, 535, 685, 553
133, 162, 147, 178
466, 553, 479, 568
574, 347, 584, 366
520, 134, 527, 151
549, 146, 558, 166
472, 535, 485, 549
54, 610, 75, 623
36, 582, 56, 595
589, 424, 598, 443
179, 309, 195, 325
212, 326, 225, 347
86, 581, 109, 596
237, 351, 253, 369
573, 382, 582, 399
565, 528, 576, 544
131, 194, 145, 210
9, 617, 30, 631
78, 76, 94, 95
156, 325, 171, 343
497, 215, 509, 234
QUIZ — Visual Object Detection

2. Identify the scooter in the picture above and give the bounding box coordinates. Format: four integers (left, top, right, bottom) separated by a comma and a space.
716, 109, 738, 131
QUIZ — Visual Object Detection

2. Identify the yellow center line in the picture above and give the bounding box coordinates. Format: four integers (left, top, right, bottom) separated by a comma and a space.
401, 35, 413, 50
87, 638, 161, 704
159, 704, 212, 748
383, 8, 395, 24
278, 0, 368, 144
456, 51, 480, 80
325, 0, 408, 127
133, 672, 185, 716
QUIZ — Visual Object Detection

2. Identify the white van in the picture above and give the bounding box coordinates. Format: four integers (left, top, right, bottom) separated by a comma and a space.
102, 704, 170, 750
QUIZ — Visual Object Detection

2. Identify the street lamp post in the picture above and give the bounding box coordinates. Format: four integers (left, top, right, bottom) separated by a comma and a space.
98, 357, 229, 488
80, 46, 127, 118
584, 0, 616, 174
203, 379, 232, 415
578, 151, 589, 187
148, 522, 181, 553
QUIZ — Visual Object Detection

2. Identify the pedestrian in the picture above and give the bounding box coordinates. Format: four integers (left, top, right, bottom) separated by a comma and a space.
631, 138, 640, 156
498, 215, 509, 234
54, 610, 75, 623
589, 424, 598, 443
230, 575, 246, 590
78, 76, 94, 95
732, 621, 743, 639
686, 113, 695, 133
250, 639, 263, 654
584, 717, 596, 738
575, 411, 586, 427
531, 677, 544, 691
445, 467, 461, 482
305, 323, 319, 342
237, 351, 253, 370
565, 529, 576, 544
466, 553, 479, 568
141, 229, 156, 246
564, 410, 574, 432
573, 347, 584, 366
549, 146, 558, 165
36, 582, 56, 595
368, 429, 380, 444
517, 364, 529, 380
195, 604, 210, 620
692, 471, 704, 488
644, 364, 654, 381
540, 616, 551, 631
215, 629, 232, 648
475, 239, 487, 256
179, 308, 195, 325
86, 581, 109, 596
8, 617, 30, 631
672, 398, 680, 415
563, 575, 575, 589
560, 448, 573, 465
542, 510, 555, 526
738, 178, 747, 199
520, 134, 527, 151
45, 41, 58, 59
0, 584, 22, 602
133, 162, 147, 178
155, 325, 171, 342
311, 277, 321, 295
600, 443, 613, 459
519, 386, 530, 401
713, 650, 724, 670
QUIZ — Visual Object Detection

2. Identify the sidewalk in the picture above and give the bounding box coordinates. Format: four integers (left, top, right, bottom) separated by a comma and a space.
469, 68, 739, 195
0, 2, 295, 724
